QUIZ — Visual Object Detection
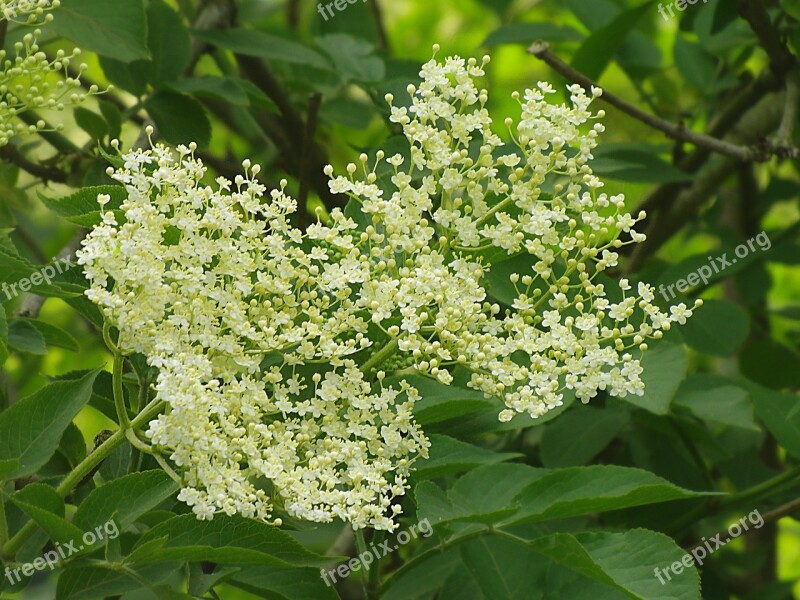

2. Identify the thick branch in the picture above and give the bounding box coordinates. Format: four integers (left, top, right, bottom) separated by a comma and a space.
0, 144, 68, 183
528, 41, 766, 162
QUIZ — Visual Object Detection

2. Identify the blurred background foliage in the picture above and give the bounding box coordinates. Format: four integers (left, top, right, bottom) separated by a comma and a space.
0, 0, 799, 598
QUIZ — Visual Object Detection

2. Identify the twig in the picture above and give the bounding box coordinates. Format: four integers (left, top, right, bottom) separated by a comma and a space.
368, 0, 390, 52
527, 41, 762, 162
774, 70, 799, 158
737, 0, 797, 78
0, 144, 68, 183
298, 92, 322, 228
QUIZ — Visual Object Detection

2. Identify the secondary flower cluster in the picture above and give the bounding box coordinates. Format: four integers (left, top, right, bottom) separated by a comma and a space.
0, 0, 57, 24
0, 1, 99, 147
0, 33, 96, 146
79, 49, 698, 529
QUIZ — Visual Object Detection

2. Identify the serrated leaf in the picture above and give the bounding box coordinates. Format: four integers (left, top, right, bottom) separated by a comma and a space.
232, 565, 341, 600
7, 319, 47, 354
9, 483, 86, 544
73, 471, 179, 531
21, 318, 79, 352
169, 76, 251, 106
530, 529, 701, 600
129, 514, 326, 566
40, 186, 126, 227
417, 464, 710, 528
0, 370, 99, 480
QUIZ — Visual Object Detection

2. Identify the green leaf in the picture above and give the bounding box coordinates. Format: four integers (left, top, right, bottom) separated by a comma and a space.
458, 536, 549, 600
482, 23, 583, 46
748, 380, 800, 458
412, 434, 522, 480
232, 565, 341, 600
681, 299, 750, 356
98, 100, 123, 139
40, 185, 126, 227
673, 375, 757, 431
6, 319, 47, 354
8, 483, 86, 544
129, 514, 326, 566
74, 107, 108, 140
540, 406, 629, 467
0, 370, 99, 480
620, 342, 687, 415
57, 564, 179, 600
416, 464, 709, 528
571, 3, 650, 80
52, 0, 149, 62
146, 91, 211, 148
505, 465, 710, 527
192, 29, 332, 71
530, 529, 701, 600
591, 143, 692, 184
739, 339, 800, 389
674, 36, 718, 90
143, 0, 191, 85
315, 34, 385, 82
169, 76, 252, 106
73, 471, 179, 531
21, 318, 79, 352
401, 374, 494, 425
780, 0, 800, 20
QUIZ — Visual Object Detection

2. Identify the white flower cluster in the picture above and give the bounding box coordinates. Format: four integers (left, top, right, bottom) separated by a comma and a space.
326, 47, 700, 422
1, 0, 57, 24
0, 32, 97, 146
78, 140, 429, 531
79, 49, 699, 530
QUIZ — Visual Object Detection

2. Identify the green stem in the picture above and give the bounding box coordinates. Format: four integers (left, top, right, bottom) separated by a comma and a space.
718, 463, 800, 510
354, 530, 376, 600
0, 483, 8, 548
0, 398, 165, 560
668, 463, 800, 536
362, 338, 399, 376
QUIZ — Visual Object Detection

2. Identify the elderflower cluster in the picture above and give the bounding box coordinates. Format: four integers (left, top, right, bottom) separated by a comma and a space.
1, 0, 57, 24
0, 32, 97, 146
78, 137, 429, 531
79, 49, 699, 530
325, 47, 700, 422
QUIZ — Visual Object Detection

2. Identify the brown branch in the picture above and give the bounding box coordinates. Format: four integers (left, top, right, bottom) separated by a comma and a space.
368, 0, 390, 52
527, 41, 766, 162
738, 0, 797, 78
0, 144, 68, 183
298, 92, 322, 228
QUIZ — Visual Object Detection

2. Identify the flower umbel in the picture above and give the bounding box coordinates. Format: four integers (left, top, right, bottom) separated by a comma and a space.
79, 50, 699, 530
